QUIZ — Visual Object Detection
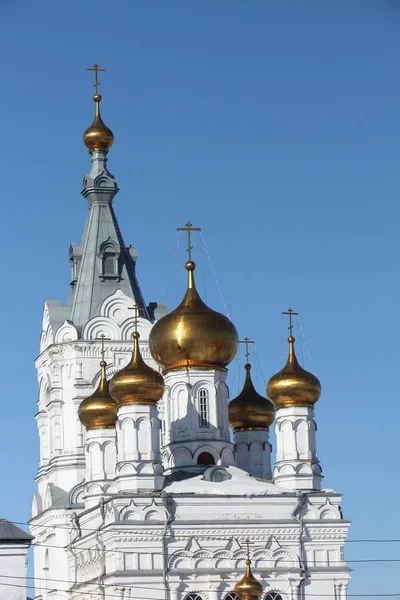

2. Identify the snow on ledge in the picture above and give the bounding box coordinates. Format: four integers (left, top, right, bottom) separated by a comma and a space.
163, 467, 292, 496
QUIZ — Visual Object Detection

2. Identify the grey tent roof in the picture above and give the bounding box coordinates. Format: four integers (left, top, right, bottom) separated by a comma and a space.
0, 519, 33, 544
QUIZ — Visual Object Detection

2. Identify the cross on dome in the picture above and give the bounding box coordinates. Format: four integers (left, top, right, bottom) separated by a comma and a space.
86, 62, 107, 94
177, 221, 201, 261
282, 307, 299, 337
239, 337, 254, 364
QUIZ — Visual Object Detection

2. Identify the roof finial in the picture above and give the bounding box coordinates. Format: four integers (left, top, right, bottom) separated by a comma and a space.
96, 334, 110, 363
86, 62, 107, 95
177, 221, 201, 262
83, 63, 114, 152
239, 337, 254, 365
282, 307, 299, 339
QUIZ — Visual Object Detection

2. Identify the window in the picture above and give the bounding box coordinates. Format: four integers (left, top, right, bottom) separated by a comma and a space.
197, 451, 215, 466
98, 237, 120, 280
103, 254, 115, 275
265, 594, 283, 600
185, 594, 203, 600
198, 389, 209, 428
225, 593, 240, 600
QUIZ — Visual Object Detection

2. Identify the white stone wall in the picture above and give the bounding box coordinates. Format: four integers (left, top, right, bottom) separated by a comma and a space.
0, 544, 30, 600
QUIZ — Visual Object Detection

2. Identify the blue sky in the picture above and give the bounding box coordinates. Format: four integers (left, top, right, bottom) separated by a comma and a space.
1, 0, 400, 595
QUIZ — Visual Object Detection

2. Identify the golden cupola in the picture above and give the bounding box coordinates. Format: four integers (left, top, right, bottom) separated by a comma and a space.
109, 331, 165, 406
149, 260, 238, 372
267, 335, 321, 409
229, 363, 275, 431
83, 93, 114, 152
78, 360, 118, 429
234, 553, 263, 600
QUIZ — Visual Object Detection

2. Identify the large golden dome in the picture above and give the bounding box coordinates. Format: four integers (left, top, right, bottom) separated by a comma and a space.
149, 261, 238, 372
229, 363, 275, 431
83, 94, 114, 152
109, 332, 165, 405
266, 336, 321, 409
78, 360, 118, 429
234, 558, 263, 600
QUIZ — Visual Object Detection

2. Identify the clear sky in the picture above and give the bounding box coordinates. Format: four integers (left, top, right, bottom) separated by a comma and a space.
1, 0, 400, 596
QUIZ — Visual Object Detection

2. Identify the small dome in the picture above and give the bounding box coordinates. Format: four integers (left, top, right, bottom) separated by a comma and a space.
109, 332, 165, 405
234, 559, 263, 600
229, 363, 275, 431
83, 94, 114, 152
78, 360, 118, 429
149, 261, 238, 371
267, 336, 321, 409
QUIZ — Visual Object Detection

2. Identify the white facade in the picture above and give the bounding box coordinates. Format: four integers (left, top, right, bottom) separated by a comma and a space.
0, 521, 32, 600
30, 115, 351, 600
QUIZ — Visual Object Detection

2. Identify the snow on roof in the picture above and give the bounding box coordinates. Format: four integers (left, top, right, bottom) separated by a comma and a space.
163, 466, 292, 496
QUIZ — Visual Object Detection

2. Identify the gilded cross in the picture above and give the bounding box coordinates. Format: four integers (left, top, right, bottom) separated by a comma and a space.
282, 308, 299, 337
239, 337, 254, 364
246, 538, 250, 560
128, 304, 146, 334
96, 334, 110, 361
86, 63, 106, 94
177, 221, 201, 261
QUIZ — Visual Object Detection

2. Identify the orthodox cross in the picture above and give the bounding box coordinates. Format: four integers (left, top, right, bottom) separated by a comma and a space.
246, 537, 251, 560
282, 308, 299, 337
96, 334, 110, 361
128, 304, 146, 334
239, 337, 254, 364
86, 63, 106, 94
177, 221, 201, 261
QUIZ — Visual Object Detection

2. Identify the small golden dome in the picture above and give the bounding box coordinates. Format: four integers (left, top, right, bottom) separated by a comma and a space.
109, 332, 165, 405
149, 261, 238, 372
266, 336, 321, 408
83, 94, 114, 152
234, 559, 263, 600
78, 360, 118, 429
229, 363, 275, 431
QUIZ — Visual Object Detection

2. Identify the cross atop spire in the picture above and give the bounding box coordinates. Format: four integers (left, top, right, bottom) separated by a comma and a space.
128, 304, 146, 334
282, 308, 299, 337
96, 334, 110, 362
239, 337, 254, 364
177, 221, 201, 261
86, 62, 107, 94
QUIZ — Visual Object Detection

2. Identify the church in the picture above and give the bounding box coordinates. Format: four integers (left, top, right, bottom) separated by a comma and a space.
30, 66, 351, 600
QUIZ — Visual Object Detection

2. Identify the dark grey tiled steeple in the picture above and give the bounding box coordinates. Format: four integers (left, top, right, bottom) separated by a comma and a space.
67, 150, 148, 328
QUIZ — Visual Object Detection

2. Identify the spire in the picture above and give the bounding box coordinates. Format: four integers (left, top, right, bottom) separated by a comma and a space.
67, 66, 148, 327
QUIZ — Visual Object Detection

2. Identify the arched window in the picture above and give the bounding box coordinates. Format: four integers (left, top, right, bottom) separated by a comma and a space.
265, 594, 283, 600
197, 451, 215, 466
225, 593, 240, 600
98, 238, 120, 281
184, 594, 203, 600
198, 388, 209, 428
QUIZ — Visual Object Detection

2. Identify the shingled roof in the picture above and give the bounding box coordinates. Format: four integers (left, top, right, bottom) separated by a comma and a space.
0, 519, 33, 544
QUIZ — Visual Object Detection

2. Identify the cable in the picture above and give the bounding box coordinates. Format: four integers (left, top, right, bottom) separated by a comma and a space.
22, 518, 400, 544
253, 342, 266, 387
4, 574, 400, 598
199, 231, 231, 320
164, 238, 178, 305
296, 314, 316, 376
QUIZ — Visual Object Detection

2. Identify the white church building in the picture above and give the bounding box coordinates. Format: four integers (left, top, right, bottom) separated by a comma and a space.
29, 72, 351, 600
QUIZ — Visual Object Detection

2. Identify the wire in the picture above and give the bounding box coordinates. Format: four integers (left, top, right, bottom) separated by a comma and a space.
296, 314, 316, 376
4, 573, 400, 598
271, 314, 284, 375
253, 342, 266, 387
23, 518, 400, 545
164, 238, 178, 305
199, 231, 231, 320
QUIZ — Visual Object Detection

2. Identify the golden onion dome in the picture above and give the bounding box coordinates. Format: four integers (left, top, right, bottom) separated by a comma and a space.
78, 360, 118, 429
109, 332, 165, 406
83, 93, 114, 152
266, 336, 321, 409
234, 558, 263, 600
149, 261, 238, 372
229, 363, 275, 431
